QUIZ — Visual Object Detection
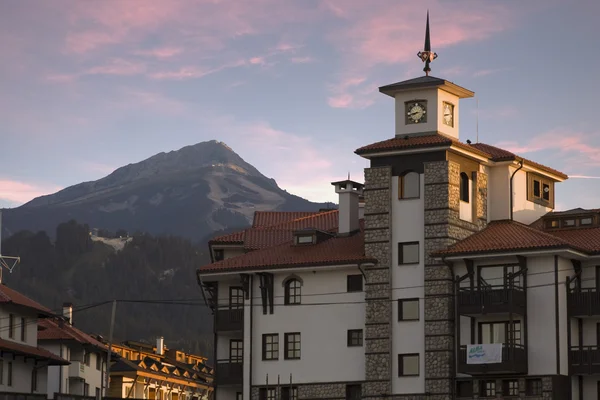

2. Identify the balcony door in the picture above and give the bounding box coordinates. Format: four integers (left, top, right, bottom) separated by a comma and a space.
230, 339, 243, 363
229, 287, 244, 309
479, 321, 521, 345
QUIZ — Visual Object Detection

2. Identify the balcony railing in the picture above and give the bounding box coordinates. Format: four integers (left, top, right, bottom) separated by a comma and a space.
567, 288, 600, 317
570, 346, 600, 375
215, 360, 243, 386
457, 343, 527, 375
457, 285, 526, 315
68, 361, 85, 379
215, 307, 243, 332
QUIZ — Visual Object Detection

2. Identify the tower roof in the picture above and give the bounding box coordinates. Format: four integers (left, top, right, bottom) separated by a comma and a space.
379, 76, 474, 98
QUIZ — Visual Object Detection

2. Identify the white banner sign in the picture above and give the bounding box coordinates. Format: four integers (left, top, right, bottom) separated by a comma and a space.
466, 344, 503, 364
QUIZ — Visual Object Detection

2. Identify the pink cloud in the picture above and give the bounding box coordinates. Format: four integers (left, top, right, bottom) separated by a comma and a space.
327, 76, 376, 109
249, 57, 266, 65
0, 180, 61, 205
473, 67, 513, 77
290, 56, 314, 64
134, 47, 183, 59
86, 59, 146, 76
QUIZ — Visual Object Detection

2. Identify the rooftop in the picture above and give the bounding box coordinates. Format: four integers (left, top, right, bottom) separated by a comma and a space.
38, 317, 107, 351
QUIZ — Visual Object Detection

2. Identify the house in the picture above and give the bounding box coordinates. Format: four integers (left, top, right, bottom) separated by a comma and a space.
106, 337, 213, 399
37, 302, 108, 398
197, 15, 600, 400
0, 283, 68, 394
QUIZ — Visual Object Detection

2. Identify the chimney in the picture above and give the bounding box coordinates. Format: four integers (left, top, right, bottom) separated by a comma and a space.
156, 336, 164, 355
332, 179, 364, 235
63, 302, 73, 325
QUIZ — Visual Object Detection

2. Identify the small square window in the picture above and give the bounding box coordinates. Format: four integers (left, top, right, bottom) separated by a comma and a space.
296, 235, 313, 244
398, 242, 419, 265
284, 333, 301, 360
526, 379, 542, 396
214, 249, 224, 261
533, 180, 541, 198
347, 329, 363, 347
581, 217, 593, 226
398, 298, 419, 321
262, 334, 279, 360
480, 380, 496, 397
503, 379, 518, 396
398, 354, 419, 376
259, 388, 276, 400
563, 219, 576, 227
347, 275, 363, 292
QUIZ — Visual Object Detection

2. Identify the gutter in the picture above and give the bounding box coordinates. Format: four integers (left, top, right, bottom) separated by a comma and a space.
509, 159, 524, 220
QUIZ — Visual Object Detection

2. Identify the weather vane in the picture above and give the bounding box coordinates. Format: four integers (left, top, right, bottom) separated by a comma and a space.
417, 10, 437, 76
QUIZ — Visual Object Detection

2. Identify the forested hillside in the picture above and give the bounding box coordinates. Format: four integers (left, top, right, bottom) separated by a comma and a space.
1, 220, 213, 358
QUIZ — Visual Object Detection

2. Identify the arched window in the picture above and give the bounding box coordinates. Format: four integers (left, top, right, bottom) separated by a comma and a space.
460, 172, 470, 203
284, 278, 302, 305
399, 171, 420, 199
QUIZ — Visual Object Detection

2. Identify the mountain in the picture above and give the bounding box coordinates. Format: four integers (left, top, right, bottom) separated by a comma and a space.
2, 140, 333, 241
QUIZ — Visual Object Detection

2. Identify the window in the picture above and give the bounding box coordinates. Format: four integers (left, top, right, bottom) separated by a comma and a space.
456, 381, 473, 397
480, 321, 521, 344
7, 362, 12, 386
347, 275, 363, 292
259, 388, 276, 400
480, 380, 495, 397
581, 217, 593, 226
398, 298, 419, 321
230, 339, 243, 363
503, 380, 518, 397
398, 354, 419, 376
527, 172, 554, 207
284, 279, 301, 305
548, 219, 559, 228
563, 219, 576, 227
84, 351, 91, 366
96, 388, 101, 399
284, 333, 301, 360
96, 353, 102, 370
460, 172, 470, 203
526, 379, 542, 396
229, 287, 244, 309
282, 387, 298, 400
398, 242, 419, 265
399, 172, 419, 199
296, 235, 314, 245
347, 329, 363, 347
8, 314, 14, 339
32, 368, 38, 391
214, 249, 224, 262
346, 384, 361, 400
262, 334, 279, 360
20, 317, 26, 342
84, 383, 90, 396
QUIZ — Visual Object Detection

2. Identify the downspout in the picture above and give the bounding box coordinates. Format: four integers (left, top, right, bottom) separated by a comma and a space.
509, 159, 524, 220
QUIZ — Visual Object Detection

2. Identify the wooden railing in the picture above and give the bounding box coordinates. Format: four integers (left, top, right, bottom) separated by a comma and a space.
570, 346, 600, 375
457, 343, 527, 374
567, 288, 600, 316
215, 360, 243, 386
215, 307, 243, 332
457, 285, 526, 315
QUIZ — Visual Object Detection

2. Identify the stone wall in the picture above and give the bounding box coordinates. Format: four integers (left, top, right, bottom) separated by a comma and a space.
457, 376, 558, 399
423, 160, 488, 400
250, 382, 362, 400
362, 166, 392, 399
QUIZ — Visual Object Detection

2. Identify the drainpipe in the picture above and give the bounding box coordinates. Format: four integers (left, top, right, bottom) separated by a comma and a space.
509, 159, 524, 220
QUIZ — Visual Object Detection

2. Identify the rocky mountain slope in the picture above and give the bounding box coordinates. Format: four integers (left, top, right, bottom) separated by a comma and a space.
2, 140, 331, 241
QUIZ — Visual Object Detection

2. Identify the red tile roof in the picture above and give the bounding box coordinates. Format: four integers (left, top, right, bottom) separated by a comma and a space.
355, 134, 567, 180
0, 284, 54, 316
210, 230, 245, 244
38, 318, 107, 351
548, 227, 600, 254
200, 230, 374, 273
0, 337, 68, 365
252, 211, 325, 227
433, 220, 575, 257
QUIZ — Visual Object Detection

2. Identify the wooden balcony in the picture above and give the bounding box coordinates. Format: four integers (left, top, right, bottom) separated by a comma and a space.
457, 343, 527, 375
457, 286, 526, 316
570, 346, 600, 375
215, 360, 243, 386
567, 288, 600, 317
215, 307, 243, 332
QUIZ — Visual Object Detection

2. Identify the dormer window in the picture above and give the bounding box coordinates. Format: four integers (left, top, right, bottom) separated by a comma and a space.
527, 172, 554, 208
295, 235, 314, 245
563, 219, 576, 228
214, 249, 224, 262
581, 217, 593, 226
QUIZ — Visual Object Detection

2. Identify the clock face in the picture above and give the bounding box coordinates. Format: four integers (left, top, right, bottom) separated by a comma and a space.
406, 102, 427, 124
443, 102, 454, 127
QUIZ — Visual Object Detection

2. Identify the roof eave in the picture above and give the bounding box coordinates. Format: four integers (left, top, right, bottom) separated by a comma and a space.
198, 260, 378, 277
379, 80, 474, 99
434, 246, 588, 261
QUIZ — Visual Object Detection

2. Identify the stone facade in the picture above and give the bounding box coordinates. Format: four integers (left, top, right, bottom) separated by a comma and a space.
423, 160, 488, 400
456, 376, 561, 399
362, 166, 393, 399
251, 382, 363, 400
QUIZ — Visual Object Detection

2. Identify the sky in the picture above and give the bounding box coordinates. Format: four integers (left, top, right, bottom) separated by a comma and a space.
1, 0, 599, 210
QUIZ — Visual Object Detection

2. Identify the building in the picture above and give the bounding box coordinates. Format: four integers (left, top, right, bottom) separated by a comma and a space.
0, 283, 68, 394
107, 337, 213, 399
37, 303, 108, 397
197, 15, 599, 400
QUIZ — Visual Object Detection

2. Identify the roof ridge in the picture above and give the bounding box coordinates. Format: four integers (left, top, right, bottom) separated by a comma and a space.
254, 209, 338, 230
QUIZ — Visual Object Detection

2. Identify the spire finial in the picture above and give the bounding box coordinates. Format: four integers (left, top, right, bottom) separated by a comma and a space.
347, 171, 350, 180
417, 10, 438, 76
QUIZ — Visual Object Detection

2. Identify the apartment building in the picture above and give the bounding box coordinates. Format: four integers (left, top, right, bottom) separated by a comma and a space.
197, 17, 599, 400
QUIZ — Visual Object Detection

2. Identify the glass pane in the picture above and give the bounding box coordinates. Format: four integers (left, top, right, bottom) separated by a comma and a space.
533, 180, 540, 197
481, 324, 491, 344
402, 300, 419, 320
402, 243, 419, 264
403, 172, 419, 198
493, 323, 505, 343
403, 355, 419, 375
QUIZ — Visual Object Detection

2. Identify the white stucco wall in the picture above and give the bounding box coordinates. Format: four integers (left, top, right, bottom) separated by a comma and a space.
0, 306, 39, 347
251, 267, 365, 385
39, 342, 69, 397
511, 168, 554, 224
393, 88, 461, 139
0, 355, 40, 393
391, 174, 425, 394
487, 165, 510, 221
